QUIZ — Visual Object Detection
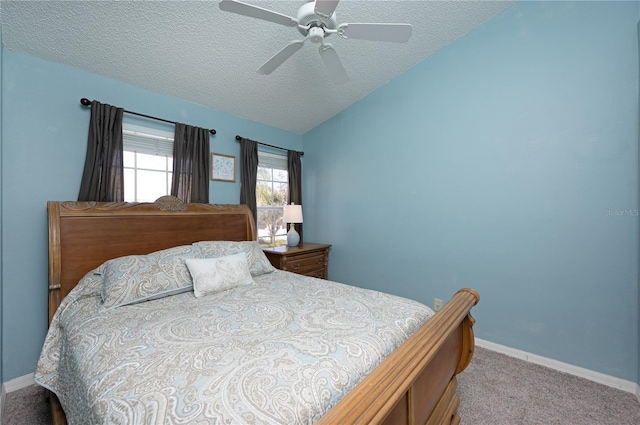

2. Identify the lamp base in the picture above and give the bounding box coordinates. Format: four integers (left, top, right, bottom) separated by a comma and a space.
287, 227, 300, 247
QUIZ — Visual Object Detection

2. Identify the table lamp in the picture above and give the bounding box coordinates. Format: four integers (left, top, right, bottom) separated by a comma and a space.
283, 202, 303, 247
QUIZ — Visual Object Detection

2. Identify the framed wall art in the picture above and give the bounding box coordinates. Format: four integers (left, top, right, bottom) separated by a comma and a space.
210, 153, 236, 182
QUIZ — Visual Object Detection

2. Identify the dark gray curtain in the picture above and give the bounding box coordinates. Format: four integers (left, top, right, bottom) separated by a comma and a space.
239, 137, 259, 223
78, 101, 125, 202
172, 123, 210, 203
287, 150, 303, 243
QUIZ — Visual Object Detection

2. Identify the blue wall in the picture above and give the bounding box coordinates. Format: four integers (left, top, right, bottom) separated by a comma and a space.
303, 1, 639, 381
0, 50, 302, 381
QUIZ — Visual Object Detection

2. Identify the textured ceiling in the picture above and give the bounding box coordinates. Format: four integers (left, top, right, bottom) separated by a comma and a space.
1, 0, 515, 134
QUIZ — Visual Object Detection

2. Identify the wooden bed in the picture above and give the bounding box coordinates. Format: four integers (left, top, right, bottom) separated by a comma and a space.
46, 197, 479, 425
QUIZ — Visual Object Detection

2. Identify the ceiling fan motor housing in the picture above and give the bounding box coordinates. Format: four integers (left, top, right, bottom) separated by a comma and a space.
296, 1, 337, 37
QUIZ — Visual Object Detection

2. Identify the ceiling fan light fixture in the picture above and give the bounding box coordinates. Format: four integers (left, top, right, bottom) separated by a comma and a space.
308, 26, 324, 43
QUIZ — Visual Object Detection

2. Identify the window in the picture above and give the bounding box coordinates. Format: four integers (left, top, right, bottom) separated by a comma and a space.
256, 151, 288, 247
122, 124, 173, 202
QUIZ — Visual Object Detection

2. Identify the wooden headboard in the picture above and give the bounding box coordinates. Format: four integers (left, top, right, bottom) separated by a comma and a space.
47, 197, 256, 323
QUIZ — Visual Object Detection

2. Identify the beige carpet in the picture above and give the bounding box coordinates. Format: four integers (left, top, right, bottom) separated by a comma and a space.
4, 346, 640, 424
3, 383, 51, 425
457, 347, 640, 424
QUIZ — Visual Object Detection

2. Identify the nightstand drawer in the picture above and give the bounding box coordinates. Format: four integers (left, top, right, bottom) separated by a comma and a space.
263, 243, 331, 280
284, 252, 325, 274
304, 269, 326, 279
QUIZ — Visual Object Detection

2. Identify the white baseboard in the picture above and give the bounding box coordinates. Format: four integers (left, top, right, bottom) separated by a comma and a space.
4, 373, 35, 393
475, 338, 637, 394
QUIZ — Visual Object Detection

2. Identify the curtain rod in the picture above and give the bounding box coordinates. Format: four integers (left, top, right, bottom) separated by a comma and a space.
80, 98, 216, 135
235, 135, 303, 156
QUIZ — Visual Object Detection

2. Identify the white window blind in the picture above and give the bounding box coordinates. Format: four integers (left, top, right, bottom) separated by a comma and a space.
122, 124, 174, 156
258, 151, 287, 170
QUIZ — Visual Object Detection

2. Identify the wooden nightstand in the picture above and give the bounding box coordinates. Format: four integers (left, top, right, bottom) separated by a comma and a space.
263, 243, 331, 279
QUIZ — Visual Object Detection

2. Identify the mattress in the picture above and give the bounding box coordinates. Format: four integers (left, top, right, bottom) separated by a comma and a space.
35, 269, 434, 425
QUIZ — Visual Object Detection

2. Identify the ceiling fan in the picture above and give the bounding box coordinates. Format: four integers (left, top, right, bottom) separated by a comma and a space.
219, 0, 413, 84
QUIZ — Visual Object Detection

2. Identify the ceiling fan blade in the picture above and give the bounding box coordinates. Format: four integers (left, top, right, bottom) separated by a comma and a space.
338, 23, 413, 43
314, 0, 340, 18
219, 0, 297, 27
257, 41, 305, 75
319, 44, 349, 85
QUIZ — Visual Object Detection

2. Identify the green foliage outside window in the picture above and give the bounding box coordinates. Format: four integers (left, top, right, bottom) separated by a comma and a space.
257, 166, 288, 247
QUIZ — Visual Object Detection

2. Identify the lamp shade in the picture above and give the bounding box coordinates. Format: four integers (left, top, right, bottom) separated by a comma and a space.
283, 203, 303, 224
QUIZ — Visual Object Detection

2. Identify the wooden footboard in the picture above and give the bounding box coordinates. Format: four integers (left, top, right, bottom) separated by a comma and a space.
317, 288, 479, 425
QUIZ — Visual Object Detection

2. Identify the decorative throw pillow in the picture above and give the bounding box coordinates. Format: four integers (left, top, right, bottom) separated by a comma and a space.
193, 241, 276, 276
101, 245, 201, 309
185, 253, 254, 298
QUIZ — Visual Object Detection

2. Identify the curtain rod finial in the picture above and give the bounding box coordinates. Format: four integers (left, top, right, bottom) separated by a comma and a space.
80, 98, 91, 106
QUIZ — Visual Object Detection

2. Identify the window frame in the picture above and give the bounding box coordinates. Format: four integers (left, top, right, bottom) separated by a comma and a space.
256, 150, 289, 247
122, 124, 174, 203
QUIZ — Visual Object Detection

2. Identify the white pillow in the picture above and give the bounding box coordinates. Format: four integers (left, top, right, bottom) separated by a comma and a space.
185, 252, 254, 298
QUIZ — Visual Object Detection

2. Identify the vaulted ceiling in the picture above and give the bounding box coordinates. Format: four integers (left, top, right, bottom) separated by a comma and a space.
1, 1, 515, 134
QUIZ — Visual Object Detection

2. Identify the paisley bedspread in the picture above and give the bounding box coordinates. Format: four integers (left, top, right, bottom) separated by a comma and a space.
35, 270, 434, 425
